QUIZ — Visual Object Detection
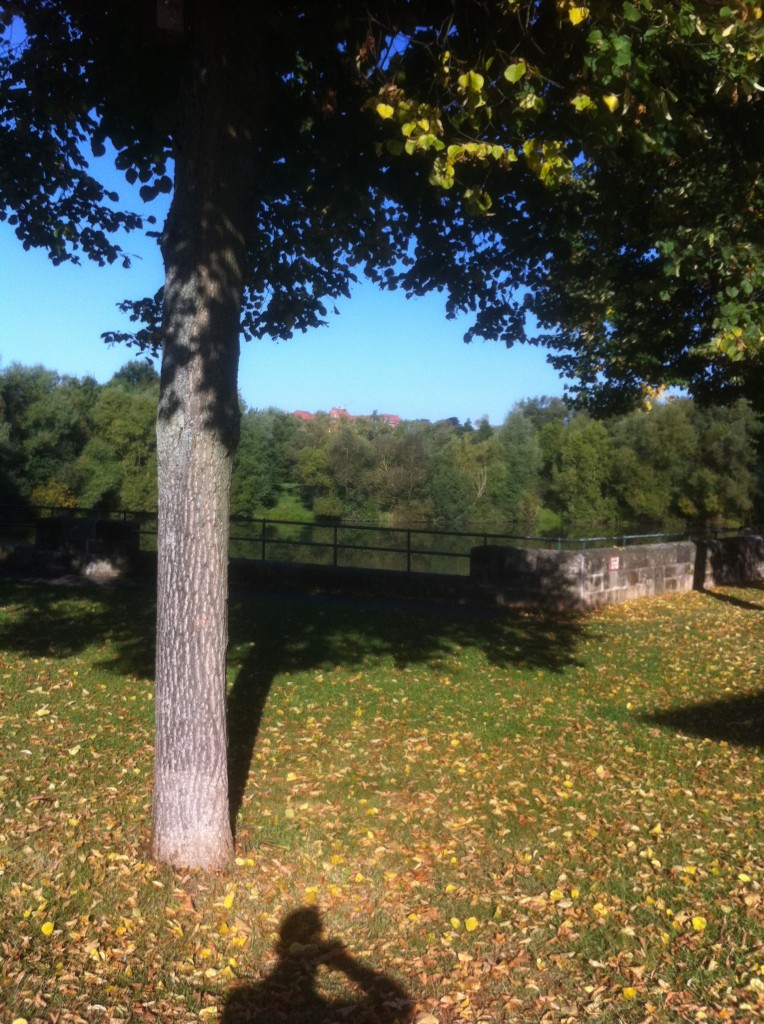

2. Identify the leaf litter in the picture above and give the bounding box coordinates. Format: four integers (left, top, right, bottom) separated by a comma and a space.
0, 581, 761, 1023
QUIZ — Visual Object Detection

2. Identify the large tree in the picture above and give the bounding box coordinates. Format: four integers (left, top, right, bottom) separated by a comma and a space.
3, 0, 763, 869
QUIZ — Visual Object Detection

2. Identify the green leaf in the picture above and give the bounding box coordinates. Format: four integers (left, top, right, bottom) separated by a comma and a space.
571, 94, 596, 112
504, 62, 527, 84
464, 188, 493, 215
416, 133, 439, 151
458, 70, 485, 92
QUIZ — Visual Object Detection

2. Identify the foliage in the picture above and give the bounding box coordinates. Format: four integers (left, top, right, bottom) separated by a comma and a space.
0, 364, 96, 499
0, 579, 762, 1021
0, 361, 158, 512
370, 0, 764, 410
609, 401, 763, 530
232, 410, 297, 516
74, 372, 158, 511
29, 480, 77, 509
259, 398, 763, 533
2, 359, 762, 534
497, 409, 544, 530
552, 414, 617, 532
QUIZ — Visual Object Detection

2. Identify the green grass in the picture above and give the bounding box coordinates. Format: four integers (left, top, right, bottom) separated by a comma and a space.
0, 580, 762, 1023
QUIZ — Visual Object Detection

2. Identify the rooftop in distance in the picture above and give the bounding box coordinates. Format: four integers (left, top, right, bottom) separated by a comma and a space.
293, 407, 402, 426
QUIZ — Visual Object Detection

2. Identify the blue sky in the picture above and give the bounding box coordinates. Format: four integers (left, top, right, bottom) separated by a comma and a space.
0, 196, 569, 426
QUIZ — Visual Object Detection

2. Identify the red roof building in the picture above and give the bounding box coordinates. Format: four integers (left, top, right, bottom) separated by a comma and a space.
293, 408, 401, 426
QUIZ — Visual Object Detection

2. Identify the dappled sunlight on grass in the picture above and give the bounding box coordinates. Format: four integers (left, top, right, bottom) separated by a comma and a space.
0, 581, 761, 1022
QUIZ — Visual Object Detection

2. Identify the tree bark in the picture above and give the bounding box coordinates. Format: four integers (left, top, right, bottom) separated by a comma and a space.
151, 11, 261, 869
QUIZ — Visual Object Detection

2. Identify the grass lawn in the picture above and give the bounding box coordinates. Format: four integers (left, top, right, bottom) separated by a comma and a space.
0, 579, 761, 1023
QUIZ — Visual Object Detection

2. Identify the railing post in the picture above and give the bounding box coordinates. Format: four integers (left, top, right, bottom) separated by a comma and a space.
261, 519, 266, 562
333, 525, 338, 568
407, 530, 411, 573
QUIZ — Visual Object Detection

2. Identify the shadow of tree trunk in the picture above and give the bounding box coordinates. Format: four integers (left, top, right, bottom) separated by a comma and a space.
224, 586, 584, 837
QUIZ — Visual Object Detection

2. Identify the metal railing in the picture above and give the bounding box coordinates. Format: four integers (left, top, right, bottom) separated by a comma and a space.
0, 504, 759, 578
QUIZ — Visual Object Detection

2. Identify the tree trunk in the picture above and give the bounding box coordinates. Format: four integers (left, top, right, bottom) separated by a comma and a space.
151, 15, 261, 869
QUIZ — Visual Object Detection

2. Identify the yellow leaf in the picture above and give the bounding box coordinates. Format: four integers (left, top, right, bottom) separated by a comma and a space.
223, 892, 234, 910
503, 62, 527, 84
622, 986, 638, 1000
692, 916, 707, 932
199, 1009, 217, 1020
12, 1019, 30, 1024
569, 6, 589, 25
68, 745, 81, 756
450, 917, 462, 930
35, 707, 50, 717
465, 916, 479, 932
550, 889, 564, 902
41, 921, 54, 936
602, 94, 619, 113
375, 103, 395, 120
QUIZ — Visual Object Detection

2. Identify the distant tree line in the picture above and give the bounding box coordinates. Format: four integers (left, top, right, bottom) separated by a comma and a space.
1, 361, 761, 537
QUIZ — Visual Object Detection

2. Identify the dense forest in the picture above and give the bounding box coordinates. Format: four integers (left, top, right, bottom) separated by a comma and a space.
1, 360, 761, 537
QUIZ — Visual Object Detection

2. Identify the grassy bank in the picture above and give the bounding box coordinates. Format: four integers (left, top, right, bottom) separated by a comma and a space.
0, 580, 761, 1023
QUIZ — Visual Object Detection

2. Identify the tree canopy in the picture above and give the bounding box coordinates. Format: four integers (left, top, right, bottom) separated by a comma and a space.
4, 2, 764, 409
364, 1, 764, 410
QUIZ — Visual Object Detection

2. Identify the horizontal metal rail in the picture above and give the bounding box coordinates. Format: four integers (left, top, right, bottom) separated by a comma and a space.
1, 505, 759, 577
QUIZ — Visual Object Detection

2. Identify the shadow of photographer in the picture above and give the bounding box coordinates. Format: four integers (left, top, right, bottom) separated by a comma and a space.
221, 906, 413, 1024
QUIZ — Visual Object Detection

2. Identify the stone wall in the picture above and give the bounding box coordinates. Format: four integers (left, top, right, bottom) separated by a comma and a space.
471, 536, 764, 610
